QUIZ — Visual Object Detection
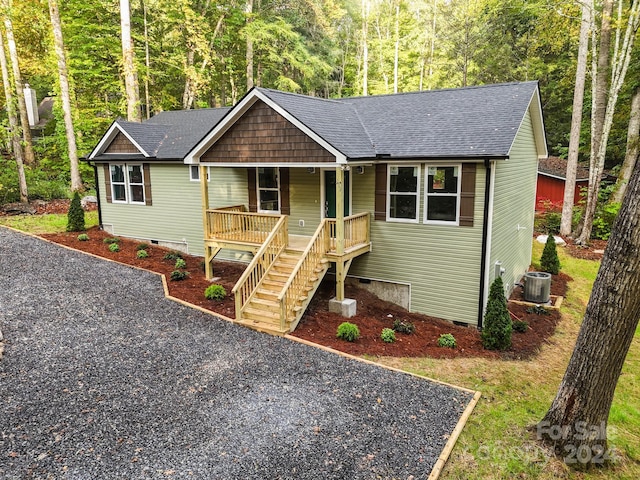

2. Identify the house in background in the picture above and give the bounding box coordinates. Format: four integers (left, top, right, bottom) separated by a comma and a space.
88, 81, 547, 336
536, 156, 589, 210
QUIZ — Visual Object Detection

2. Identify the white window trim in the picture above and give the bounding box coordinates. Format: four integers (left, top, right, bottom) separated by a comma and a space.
127, 164, 146, 205
423, 163, 462, 225
257, 167, 281, 214
386, 164, 421, 223
110, 164, 128, 204
110, 163, 146, 205
189, 165, 210, 182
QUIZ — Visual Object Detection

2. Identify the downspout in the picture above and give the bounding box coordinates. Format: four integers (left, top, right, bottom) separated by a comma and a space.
477, 158, 492, 329
87, 160, 103, 229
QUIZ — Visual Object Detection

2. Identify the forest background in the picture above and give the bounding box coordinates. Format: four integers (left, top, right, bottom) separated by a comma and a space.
0, 0, 636, 206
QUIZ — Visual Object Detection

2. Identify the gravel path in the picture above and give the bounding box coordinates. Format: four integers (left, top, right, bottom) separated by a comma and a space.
0, 227, 474, 479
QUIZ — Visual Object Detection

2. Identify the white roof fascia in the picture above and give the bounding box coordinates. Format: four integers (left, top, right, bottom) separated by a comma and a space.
184, 89, 345, 164
88, 121, 150, 159
507, 86, 548, 159
199, 161, 345, 168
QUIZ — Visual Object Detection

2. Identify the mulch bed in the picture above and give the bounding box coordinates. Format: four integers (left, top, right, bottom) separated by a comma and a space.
40, 226, 569, 360
563, 238, 607, 261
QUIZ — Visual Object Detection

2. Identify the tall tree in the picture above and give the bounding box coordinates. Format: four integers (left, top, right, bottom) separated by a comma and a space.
48, 0, 82, 192
576, 0, 640, 244
245, 0, 253, 91
0, 28, 27, 203
560, 1, 591, 237
611, 86, 640, 203
2, 2, 35, 165
539, 154, 640, 464
120, 0, 141, 121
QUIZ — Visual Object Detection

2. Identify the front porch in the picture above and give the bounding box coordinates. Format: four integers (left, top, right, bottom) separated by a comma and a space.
202, 207, 371, 335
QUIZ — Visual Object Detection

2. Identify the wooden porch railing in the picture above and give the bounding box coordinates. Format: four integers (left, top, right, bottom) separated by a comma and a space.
327, 212, 370, 251
232, 215, 288, 316
278, 219, 330, 331
206, 208, 281, 243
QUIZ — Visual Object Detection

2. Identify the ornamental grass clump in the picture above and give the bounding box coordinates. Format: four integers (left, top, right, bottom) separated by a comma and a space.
77, 233, 89, 241
392, 319, 415, 334
108, 242, 120, 253
204, 284, 227, 301
336, 322, 360, 342
136, 249, 149, 259
481, 277, 512, 351
66, 191, 85, 232
540, 234, 561, 275
175, 258, 187, 270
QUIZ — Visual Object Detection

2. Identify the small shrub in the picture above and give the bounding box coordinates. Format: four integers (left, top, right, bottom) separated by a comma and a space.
108, 243, 120, 253
437, 333, 457, 348
482, 277, 512, 351
526, 305, 549, 315
136, 243, 149, 251
77, 233, 89, 241
204, 284, 227, 301
175, 258, 187, 269
336, 322, 360, 342
392, 319, 415, 334
66, 191, 85, 232
513, 320, 529, 333
103, 237, 120, 244
136, 249, 149, 259
170, 270, 190, 281
163, 251, 183, 261
381, 328, 396, 343
540, 234, 561, 275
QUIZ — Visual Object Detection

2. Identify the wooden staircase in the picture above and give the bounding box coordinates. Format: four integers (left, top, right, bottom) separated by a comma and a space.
238, 248, 329, 334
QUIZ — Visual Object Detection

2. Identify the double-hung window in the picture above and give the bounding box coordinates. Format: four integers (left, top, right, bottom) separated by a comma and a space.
257, 167, 280, 213
387, 165, 420, 222
424, 165, 461, 224
110, 163, 146, 204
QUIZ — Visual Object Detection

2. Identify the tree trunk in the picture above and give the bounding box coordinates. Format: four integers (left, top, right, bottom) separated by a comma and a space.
393, 3, 399, 94
611, 86, 640, 203
3, 11, 35, 166
576, 0, 640, 244
142, 0, 150, 119
362, 0, 369, 96
245, 0, 254, 91
0, 29, 26, 203
560, 3, 591, 236
120, 0, 141, 122
48, 0, 82, 192
539, 158, 640, 466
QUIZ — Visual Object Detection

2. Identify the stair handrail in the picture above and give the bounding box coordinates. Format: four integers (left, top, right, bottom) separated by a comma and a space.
277, 219, 330, 330
232, 215, 288, 316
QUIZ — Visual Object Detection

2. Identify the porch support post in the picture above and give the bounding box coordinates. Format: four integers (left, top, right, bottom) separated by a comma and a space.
335, 165, 345, 300
200, 165, 213, 278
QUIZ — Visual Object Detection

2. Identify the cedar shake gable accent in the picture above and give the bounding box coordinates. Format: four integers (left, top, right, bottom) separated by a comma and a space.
201, 101, 335, 164
105, 131, 140, 154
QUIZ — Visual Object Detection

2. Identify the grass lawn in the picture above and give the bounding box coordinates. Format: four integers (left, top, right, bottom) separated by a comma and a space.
3, 215, 638, 478
378, 241, 640, 479
0, 211, 98, 234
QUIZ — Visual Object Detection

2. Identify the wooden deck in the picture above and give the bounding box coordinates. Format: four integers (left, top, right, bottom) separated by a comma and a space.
203, 208, 371, 335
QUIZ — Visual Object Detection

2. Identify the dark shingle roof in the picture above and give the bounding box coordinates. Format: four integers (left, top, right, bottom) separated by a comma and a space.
256, 81, 540, 159
539, 156, 590, 181
101, 108, 231, 160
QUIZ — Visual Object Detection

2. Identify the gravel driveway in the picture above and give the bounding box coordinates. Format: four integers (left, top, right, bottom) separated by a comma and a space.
0, 227, 475, 479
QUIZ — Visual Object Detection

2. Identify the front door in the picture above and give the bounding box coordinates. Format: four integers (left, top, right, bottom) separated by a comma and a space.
324, 170, 350, 218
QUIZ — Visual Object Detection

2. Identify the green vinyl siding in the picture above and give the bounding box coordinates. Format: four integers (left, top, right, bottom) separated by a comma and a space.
287, 168, 321, 236
98, 164, 247, 257
350, 163, 486, 325
488, 109, 538, 297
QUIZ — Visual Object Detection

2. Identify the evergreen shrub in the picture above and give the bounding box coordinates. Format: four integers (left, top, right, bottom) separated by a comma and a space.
336, 322, 360, 342
540, 234, 561, 275
481, 277, 512, 351
66, 191, 85, 232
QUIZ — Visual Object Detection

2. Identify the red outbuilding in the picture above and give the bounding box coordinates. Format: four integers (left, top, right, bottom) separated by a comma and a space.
536, 156, 590, 211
